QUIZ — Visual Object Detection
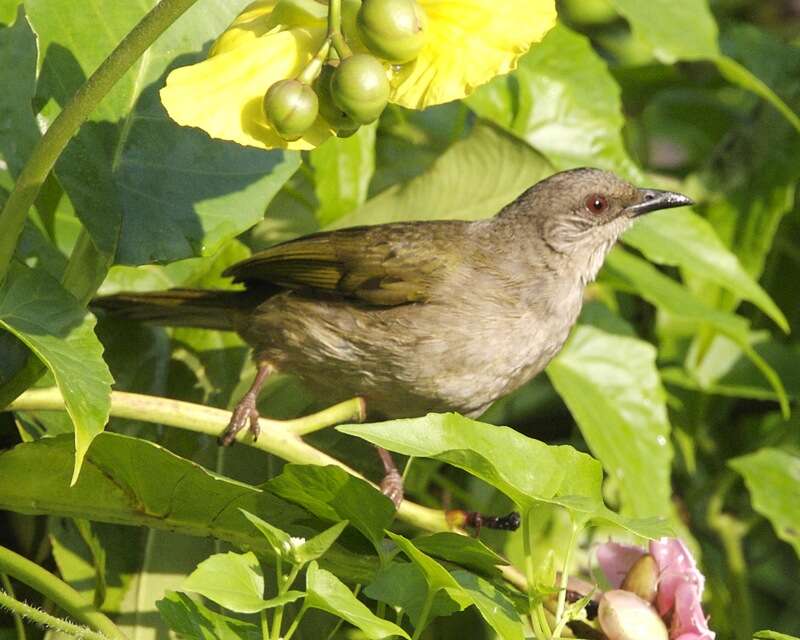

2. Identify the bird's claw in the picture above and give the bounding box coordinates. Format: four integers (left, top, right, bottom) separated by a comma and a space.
380, 468, 404, 509
219, 393, 260, 446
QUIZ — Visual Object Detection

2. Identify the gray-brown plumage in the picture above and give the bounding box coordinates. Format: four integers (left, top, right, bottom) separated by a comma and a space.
94, 168, 692, 504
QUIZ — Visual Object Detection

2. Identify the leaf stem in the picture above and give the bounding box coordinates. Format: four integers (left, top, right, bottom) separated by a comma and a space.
0, 545, 126, 640
553, 519, 580, 637
260, 609, 270, 640
0, 0, 201, 283
0, 590, 109, 640
7, 388, 445, 533
282, 604, 308, 640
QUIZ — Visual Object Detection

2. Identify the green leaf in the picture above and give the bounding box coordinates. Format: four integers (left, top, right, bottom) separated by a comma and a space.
624, 209, 788, 333
730, 449, 800, 558
754, 632, 800, 640
364, 563, 463, 627
607, 0, 800, 132
608, 0, 720, 62
0, 263, 113, 482
386, 532, 461, 594
311, 122, 377, 226
293, 520, 349, 565
386, 534, 523, 640
157, 591, 261, 640
605, 249, 788, 412
0, 0, 22, 24
0, 10, 39, 177
331, 122, 552, 229
0, 432, 380, 584
451, 570, 524, 640
412, 532, 508, 576
305, 561, 410, 639
181, 551, 269, 613
339, 414, 669, 537
240, 509, 292, 558
467, 25, 639, 177
26, 0, 300, 265
547, 324, 672, 518
267, 464, 395, 551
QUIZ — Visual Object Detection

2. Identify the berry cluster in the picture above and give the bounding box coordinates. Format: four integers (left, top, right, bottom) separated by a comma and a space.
263, 0, 427, 140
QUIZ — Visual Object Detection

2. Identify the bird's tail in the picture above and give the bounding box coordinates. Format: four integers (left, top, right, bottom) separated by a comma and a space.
91, 288, 258, 331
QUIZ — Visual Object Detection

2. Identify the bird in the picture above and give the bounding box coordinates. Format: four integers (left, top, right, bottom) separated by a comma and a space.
93, 168, 693, 507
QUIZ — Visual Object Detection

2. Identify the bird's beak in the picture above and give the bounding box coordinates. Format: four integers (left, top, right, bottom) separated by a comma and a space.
625, 188, 694, 217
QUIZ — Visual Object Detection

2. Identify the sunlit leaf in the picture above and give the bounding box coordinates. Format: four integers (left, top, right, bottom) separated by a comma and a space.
547, 324, 673, 518
267, 464, 395, 551
157, 591, 261, 640
0, 263, 113, 483
0, 432, 379, 584
452, 570, 524, 640
339, 414, 669, 537
293, 520, 349, 565
364, 562, 463, 627
413, 532, 508, 576
305, 561, 410, 639
608, 0, 719, 62
181, 551, 269, 613
331, 122, 552, 229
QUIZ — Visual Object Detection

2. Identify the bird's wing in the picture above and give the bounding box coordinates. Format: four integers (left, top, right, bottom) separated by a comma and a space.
222, 222, 465, 306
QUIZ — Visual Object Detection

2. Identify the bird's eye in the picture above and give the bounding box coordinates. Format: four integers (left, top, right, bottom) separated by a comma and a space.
585, 194, 608, 214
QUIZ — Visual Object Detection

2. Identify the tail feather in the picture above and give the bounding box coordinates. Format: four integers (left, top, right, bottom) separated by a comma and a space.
91, 288, 257, 331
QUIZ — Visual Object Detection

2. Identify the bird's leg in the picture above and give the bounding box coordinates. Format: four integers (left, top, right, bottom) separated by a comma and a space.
218, 361, 274, 446
377, 446, 404, 509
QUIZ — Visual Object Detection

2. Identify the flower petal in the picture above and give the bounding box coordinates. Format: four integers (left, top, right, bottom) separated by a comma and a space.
388, 0, 557, 108
161, 3, 330, 151
670, 581, 715, 640
649, 538, 705, 616
596, 541, 646, 589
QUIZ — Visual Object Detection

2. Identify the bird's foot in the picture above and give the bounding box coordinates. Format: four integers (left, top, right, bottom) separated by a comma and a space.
380, 468, 404, 509
219, 392, 260, 446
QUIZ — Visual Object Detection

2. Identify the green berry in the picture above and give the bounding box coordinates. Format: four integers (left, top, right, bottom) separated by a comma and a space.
314, 64, 360, 137
357, 0, 426, 64
330, 54, 390, 125
262, 79, 318, 140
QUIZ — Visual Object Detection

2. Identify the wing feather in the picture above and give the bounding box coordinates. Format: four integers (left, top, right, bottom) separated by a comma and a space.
223, 222, 465, 306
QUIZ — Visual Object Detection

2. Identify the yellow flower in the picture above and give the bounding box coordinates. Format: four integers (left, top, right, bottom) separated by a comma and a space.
160, 0, 556, 150
388, 0, 557, 108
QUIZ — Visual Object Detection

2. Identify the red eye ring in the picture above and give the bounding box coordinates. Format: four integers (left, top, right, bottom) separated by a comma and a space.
585, 194, 608, 214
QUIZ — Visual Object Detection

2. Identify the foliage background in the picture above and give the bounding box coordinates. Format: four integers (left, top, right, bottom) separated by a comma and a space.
0, 0, 799, 638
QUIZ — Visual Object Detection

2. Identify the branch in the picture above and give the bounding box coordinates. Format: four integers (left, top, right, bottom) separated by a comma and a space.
8, 388, 528, 592
8, 388, 447, 533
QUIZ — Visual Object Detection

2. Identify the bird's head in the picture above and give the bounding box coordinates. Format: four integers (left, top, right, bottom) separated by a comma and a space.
501, 168, 693, 284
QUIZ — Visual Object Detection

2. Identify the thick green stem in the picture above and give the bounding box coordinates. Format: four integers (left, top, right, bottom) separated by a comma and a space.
8, 388, 446, 533
0, 590, 108, 640
0, 0, 201, 282
0, 546, 126, 640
